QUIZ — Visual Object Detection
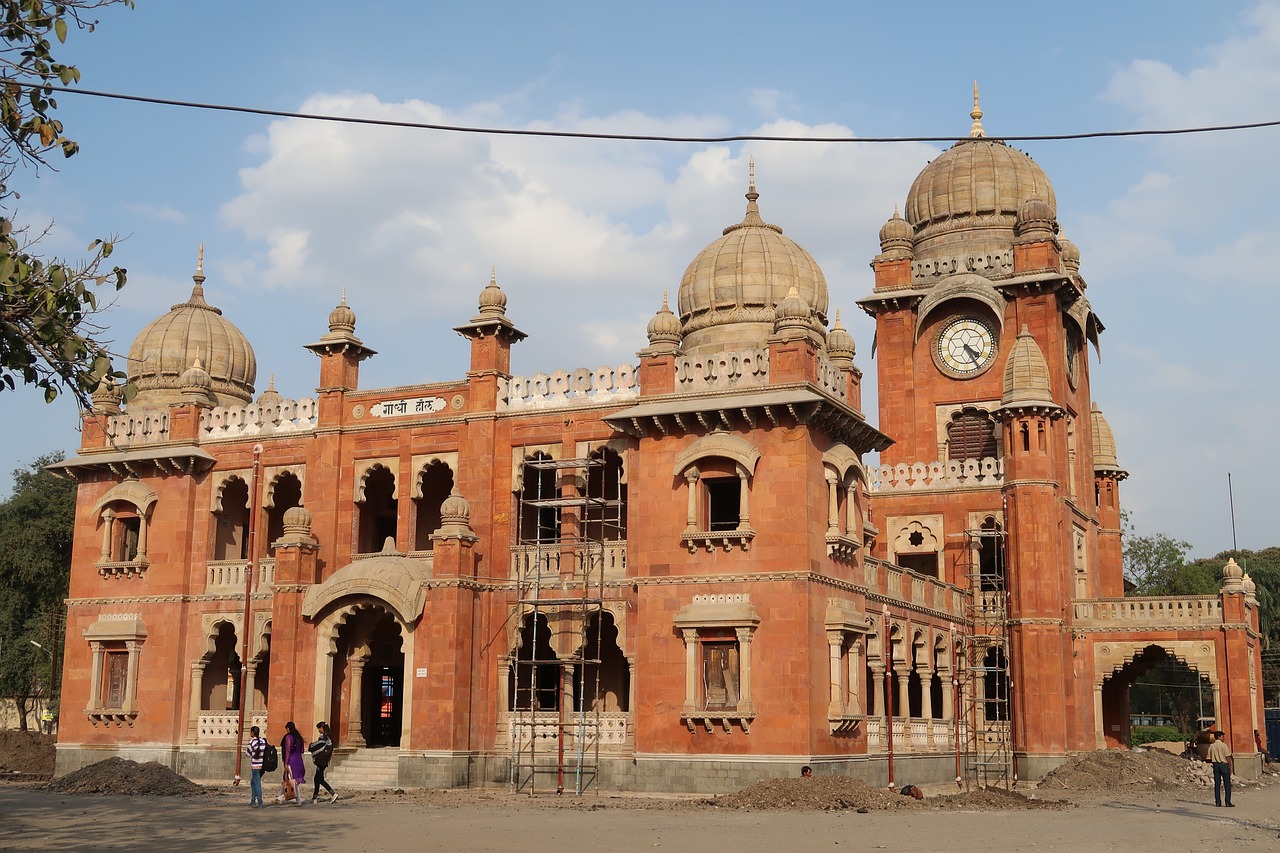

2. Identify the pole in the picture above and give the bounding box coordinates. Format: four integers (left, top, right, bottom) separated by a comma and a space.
951, 623, 962, 788
233, 444, 264, 786
883, 604, 895, 791
1228, 473, 1238, 552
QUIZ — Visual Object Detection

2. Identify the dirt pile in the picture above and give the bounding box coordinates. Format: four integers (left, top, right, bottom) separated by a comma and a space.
930, 786, 1069, 811
706, 776, 915, 811
47, 758, 207, 796
0, 730, 56, 778
1037, 748, 1201, 792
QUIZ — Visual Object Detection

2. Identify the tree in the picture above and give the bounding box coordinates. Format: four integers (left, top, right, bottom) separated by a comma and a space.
0, 1, 133, 407
1121, 510, 1208, 596
0, 451, 75, 729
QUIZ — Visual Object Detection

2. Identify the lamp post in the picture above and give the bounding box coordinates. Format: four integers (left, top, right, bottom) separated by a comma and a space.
30, 641, 55, 734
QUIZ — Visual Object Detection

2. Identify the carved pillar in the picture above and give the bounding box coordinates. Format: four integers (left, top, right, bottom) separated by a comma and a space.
870, 665, 884, 723
684, 472, 699, 533
736, 627, 755, 713
244, 661, 257, 715
897, 669, 911, 752
849, 638, 863, 715
939, 667, 953, 721
825, 473, 840, 536
100, 510, 115, 561
188, 661, 206, 742
136, 514, 150, 562
845, 483, 859, 541
1093, 682, 1106, 750
124, 640, 142, 713
827, 631, 844, 717
921, 668, 935, 746
348, 657, 367, 747
681, 629, 699, 713
88, 642, 104, 712
736, 468, 751, 531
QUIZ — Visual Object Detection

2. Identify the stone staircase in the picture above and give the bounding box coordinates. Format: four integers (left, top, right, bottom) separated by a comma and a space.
327, 747, 402, 789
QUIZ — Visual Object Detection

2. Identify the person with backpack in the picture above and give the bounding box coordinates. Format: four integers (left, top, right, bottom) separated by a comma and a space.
244, 725, 267, 808
276, 721, 306, 805
308, 721, 338, 803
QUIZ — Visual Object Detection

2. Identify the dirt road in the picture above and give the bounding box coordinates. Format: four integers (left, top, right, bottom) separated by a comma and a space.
3, 782, 1279, 853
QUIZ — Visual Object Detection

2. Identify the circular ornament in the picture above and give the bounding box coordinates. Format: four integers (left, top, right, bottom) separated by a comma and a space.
934, 316, 998, 378
452, 394, 464, 410
352, 404, 366, 419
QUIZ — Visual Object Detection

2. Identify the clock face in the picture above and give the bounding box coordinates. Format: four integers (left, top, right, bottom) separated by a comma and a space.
935, 316, 998, 378
1065, 324, 1083, 389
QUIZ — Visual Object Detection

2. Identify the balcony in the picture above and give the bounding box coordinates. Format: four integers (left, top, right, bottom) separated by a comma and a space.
866, 717, 964, 752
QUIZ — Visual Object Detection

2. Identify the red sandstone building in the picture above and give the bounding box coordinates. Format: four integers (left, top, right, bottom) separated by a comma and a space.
51, 107, 1266, 791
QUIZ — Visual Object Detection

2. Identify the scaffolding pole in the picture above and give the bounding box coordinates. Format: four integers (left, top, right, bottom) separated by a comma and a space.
960, 526, 1013, 790
507, 455, 623, 795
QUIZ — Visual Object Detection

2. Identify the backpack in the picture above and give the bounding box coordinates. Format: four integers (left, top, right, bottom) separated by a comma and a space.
261, 742, 279, 773
309, 738, 334, 769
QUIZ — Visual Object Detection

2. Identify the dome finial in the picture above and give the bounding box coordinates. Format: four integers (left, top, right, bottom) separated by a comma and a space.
189, 244, 208, 305
748, 156, 757, 196
739, 157, 765, 227
969, 81, 986, 138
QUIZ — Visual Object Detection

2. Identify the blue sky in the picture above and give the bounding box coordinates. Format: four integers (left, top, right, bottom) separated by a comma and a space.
4, 1, 1277, 557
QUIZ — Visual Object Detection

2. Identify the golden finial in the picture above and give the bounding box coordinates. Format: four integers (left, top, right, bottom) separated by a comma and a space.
969, 81, 986, 138
340, 286, 347, 304
197, 244, 204, 274
748, 156, 756, 193
491, 265, 497, 285
661, 290, 670, 310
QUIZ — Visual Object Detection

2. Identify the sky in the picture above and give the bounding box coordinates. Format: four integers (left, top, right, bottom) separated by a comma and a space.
2, 1, 1277, 558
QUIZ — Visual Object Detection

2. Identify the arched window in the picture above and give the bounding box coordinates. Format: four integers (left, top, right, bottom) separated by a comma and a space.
947, 408, 997, 462
412, 461, 455, 551
673, 433, 759, 552
93, 480, 156, 573
265, 471, 303, 552
519, 452, 560, 544
356, 464, 398, 553
213, 476, 250, 561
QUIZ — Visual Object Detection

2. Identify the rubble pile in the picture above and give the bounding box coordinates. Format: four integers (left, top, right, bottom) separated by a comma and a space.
1039, 748, 1209, 792
47, 758, 207, 796
0, 731, 56, 779
708, 776, 915, 811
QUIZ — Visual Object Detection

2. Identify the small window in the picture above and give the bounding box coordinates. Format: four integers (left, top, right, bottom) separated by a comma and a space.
104, 648, 129, 708
704, 478, 740, 532
702, 641, 741, 710
114, 516, 141, 562
947, 410, 997, 462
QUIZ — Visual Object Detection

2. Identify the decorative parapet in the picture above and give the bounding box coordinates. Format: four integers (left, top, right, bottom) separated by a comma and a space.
869, 457, 1003, 493
201, 398, 318, 440
863, 558, 966, 618
103, 411, 170, 446
199, 712, 268, 744
675, 348, 768, 393
498, 364, 638, 412
912, 251, 1014, 284
815, 355, 847, 400
205, 559, 276, 594
502, 711, 631, 749
1073, 596, 1223, 630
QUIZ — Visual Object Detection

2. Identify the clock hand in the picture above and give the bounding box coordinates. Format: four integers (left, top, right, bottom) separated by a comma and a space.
962, 343, 981, 362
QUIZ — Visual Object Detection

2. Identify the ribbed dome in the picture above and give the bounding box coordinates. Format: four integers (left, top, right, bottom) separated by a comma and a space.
1090, 403, 1122, 472
677, 167, 828, 355
126, 253, 256, 410
646, 292, 681, 345
825, 311, 856, 366
904, 102, 1056, 257
1000, 325, 1056, 410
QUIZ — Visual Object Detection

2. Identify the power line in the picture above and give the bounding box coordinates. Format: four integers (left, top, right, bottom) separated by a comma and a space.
30, 83, 1280, 145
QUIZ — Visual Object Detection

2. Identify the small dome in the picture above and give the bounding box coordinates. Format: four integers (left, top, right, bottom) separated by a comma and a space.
677, 163, 828, 355
826, 311, 856, 364
91, 376, 122, 415
256, 375, 282, 407
1001, 325, 1056, 409
1090, 403, 1123, 472
878, 207, 914, 257
1223, 557, 1244, 581
646, 292, 682, 345
126, 249, 256, 410
328, 292, 356, 334
283, 506, 313, 534
440, 490, 471, 524
1060, 235, 1081, 273
774, 286, 811, 322
179, 358, 212, 391
903, 94, 1056, 258
476, 268, 508, 318
1015, 197, 1057, 239
1243, 573, 1257, 596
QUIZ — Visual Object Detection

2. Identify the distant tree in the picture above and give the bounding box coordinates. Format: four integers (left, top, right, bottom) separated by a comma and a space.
0, 0, 133, 406
1121, 510, 1208, 596
0, 452, 75, 729
1191, 547, 1280, 706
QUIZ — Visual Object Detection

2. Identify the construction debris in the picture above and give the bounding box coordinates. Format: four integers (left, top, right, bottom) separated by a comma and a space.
1037, 748, 1244, 793
47, 758, 207, 796
707, 776, 916, 811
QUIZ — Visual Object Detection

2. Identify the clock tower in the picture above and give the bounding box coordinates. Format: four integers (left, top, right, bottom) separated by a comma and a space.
857, 91, 1124, 775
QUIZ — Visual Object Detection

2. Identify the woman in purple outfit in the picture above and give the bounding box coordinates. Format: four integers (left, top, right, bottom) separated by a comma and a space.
277, 721, 306, 805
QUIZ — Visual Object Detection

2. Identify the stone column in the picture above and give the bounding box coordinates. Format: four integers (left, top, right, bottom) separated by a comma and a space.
870, 664, 884, 719
684, 472, 699, 532
896, 669, 911, 752
188, 661, 206, 743
124, 640, 142, 712
88, 642, 104, 712
244, 661, 257, 715
681, 629, 699, 713
100, 510, 115, 561
939, 667, 953, 721
825, 473, 840, 536
736, 468, 751, 531
827, 631, 844, 717
347, 657, 367, 747
735, 627, 755, 714
849, 639, 863, 715
136, 513, 149, 562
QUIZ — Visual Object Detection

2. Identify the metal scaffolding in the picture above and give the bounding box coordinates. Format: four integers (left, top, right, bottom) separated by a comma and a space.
960, 525, 1014, 789
507, 455, 623, 795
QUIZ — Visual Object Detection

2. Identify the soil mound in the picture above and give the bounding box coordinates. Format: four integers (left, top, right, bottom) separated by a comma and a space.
47, 758, 207, 796
931, 786, 1069, 810
1037, 748, 1199, 792
707, 776, 915, 811
0, 730, 56, 777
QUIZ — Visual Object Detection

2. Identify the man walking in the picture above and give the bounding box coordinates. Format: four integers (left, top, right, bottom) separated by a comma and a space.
244, 725, 267, 808
1207, 730, 1233, 807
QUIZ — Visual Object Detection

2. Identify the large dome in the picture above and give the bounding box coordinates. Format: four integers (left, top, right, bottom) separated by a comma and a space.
677, 170, 827, 355
125, 255, 257, 410
903, 95, 1056, 258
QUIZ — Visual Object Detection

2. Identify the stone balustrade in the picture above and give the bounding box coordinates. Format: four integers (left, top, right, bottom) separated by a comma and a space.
675, 348, 768, 392
503, 711, 631, 748
198, 711, 268, 744
866, 717, 963, 752
200, 398, 318, 440
498, 365, 638, 412
103, 410, 170, 446
510, 542, 628, 582
869, 457, 1003, 493
815, 355, 847, 400
1073, 596, 1223, 630
206, 559, 276, 594
863, 559, 966, 617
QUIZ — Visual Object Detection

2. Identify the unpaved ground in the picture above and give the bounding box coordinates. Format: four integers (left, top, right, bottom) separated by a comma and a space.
3, 744, 1279, 851
0, 730, 54, 781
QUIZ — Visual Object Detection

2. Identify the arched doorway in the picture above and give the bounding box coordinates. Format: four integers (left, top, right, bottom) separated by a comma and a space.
1100, 644, 1214, 748
329, 603, 408, 748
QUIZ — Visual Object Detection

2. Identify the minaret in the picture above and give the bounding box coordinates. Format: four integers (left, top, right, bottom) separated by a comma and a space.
1090, 404, 1128, 596
304, 289, 377, 394
453, 269, 526, 411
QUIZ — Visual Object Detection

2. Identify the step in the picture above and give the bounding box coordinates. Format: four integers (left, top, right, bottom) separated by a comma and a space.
326, 747, 402, 789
